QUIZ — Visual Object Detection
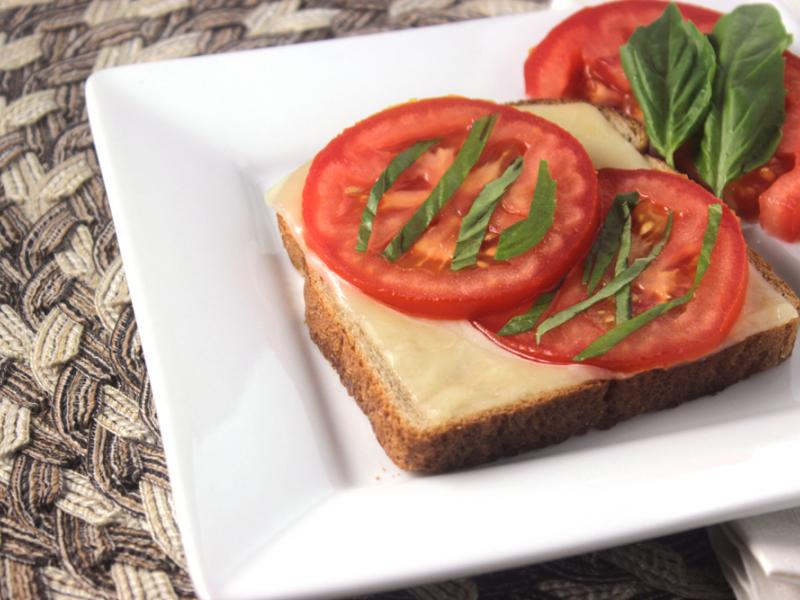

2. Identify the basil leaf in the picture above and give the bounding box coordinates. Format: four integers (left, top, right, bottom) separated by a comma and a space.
620, 3, 716, 167
497, 291, 556, 337
614, 206, 634, 324
536, 213, 673, 343
451, 156, 524, 271
382, 114, 497, 261
575, 204, 722, 361
696, 4, 792, 196
584, 192, 639, 294
494, 160, 557, 261
356, 139, 438, 252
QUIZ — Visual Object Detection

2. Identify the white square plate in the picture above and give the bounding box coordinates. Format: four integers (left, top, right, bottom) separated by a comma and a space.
86, 2, 800, 598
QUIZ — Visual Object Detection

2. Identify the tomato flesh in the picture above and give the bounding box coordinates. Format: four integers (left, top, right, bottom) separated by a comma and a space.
303, 98, 600, 319
474, 170, 748, 372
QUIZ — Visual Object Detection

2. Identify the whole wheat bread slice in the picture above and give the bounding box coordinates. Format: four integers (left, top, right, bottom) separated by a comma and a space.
275, 101, 800, 473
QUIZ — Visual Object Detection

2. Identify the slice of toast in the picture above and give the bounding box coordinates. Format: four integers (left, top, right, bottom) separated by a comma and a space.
273, 101, 800, 473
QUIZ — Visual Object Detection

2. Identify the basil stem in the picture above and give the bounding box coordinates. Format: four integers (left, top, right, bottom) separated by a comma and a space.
497, 291, 556, 337
382, 114, 497, 261
696, 5, 792, 196
536, 213, 674, 343
574, 203, 722, 361
583, 192, 639, 294
614, 205, 634, 324
356, 139, 439, 252
494, 160, 557, 261
451, 156, 524, 271
620, 3, 716, 167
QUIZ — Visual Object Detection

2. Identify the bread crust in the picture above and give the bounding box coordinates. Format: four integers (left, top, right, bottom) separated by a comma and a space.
277, 215, 799, 473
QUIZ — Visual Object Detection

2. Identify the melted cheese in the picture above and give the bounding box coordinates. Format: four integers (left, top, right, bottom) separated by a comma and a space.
268, 103, 798, 424
520, 103, 651, 170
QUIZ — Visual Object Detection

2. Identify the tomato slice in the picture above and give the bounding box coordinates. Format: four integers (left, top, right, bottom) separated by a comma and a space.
524, 0, 719, 117
302, 97, 600, 319
474, 170, 748, 372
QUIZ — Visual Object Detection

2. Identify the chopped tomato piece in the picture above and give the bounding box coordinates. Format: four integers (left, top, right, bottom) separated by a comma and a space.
724, 154, 795, 222
759, 159, 800, 242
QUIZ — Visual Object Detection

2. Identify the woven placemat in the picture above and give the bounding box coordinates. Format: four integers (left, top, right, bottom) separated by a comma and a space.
0, 0, 734, 598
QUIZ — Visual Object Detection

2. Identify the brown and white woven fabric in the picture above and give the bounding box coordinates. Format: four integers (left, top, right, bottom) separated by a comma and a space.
0, 1, 733, 598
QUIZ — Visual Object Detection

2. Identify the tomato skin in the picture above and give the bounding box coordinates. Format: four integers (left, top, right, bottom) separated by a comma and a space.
302, 97, 600, 319
524, 0, 720, 114
474, 169, 749, 373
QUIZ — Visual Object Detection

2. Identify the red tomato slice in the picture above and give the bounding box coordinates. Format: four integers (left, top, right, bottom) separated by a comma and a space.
524, 0, 719, 117
302, 97, 600, 319
474, 170, 748, 372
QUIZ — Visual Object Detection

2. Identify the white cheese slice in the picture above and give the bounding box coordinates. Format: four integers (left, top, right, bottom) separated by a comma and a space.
268, 103, 798, 424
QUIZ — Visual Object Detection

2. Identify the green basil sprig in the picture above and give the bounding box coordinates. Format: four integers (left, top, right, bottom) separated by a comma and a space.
620, 3, 716, 167
575, 203, 723, 361
497, 291, 556, 337
494, 160, 557, 261
382, 114, 497, 262
356, 139, 439, 252
451, 156, 524, 271
583, 192, 640, 294
697, 5, 793, 196
536, 212, 674, 343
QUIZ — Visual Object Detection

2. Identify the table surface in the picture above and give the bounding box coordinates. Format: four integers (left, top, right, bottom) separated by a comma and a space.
0, 0, 734, 598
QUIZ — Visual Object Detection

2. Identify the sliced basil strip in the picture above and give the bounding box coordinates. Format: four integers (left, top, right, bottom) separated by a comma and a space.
494, 160, 557, 261
382, 114, 497, 262
614, 204, 634, 324
451, 156, 524, 271
497, 291, 556, 337
690, 203, 723, 287
620, 3, 716, 167
584, 192, 639, 294
356, 139, 438, 252
574, 203, 722, 361
536, 213, 673, 343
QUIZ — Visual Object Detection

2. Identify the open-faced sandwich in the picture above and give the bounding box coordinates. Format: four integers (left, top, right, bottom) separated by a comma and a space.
267, 1, 800, 473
